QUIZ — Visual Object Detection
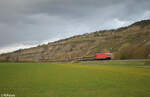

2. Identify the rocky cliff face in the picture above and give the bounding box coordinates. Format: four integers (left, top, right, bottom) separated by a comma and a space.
0, 20, 150, 62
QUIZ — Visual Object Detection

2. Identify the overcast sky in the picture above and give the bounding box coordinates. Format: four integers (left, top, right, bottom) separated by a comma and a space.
0, 0, 150, 54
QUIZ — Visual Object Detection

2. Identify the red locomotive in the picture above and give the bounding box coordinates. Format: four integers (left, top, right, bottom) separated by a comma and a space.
96, 52, 112, 60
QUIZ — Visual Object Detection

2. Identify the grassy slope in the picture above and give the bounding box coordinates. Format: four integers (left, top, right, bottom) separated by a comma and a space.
0, 61, 150, 97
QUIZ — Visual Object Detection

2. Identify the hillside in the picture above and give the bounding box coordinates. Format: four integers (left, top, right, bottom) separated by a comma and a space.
0, 20, 150, 62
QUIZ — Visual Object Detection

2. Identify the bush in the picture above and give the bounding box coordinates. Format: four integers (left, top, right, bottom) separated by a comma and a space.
119, 43, 131, 59
71, 60, 80, 63
114, 42, 150, 60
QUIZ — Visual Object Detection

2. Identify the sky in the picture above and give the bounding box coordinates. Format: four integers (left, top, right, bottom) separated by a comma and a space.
0, 0, 150, 54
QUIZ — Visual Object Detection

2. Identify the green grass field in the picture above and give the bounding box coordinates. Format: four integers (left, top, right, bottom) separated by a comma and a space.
0, 61, 150, 97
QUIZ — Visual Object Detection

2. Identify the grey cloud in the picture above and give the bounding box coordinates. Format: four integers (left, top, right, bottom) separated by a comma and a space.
0, 0, 150, 53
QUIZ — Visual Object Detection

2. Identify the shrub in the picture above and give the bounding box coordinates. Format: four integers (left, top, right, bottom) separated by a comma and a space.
71, 60, 80, 63
119, 43, 131, 59
115, 42, 150, 59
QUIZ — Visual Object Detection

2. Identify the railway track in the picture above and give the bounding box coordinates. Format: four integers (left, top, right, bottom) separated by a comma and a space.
39, 58, 150, 62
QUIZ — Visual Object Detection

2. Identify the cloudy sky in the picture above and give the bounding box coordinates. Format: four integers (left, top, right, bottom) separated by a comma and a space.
0, 0, 150, 54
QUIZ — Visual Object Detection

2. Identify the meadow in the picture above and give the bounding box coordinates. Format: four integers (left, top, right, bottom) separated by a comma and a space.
0, 61, 150, 97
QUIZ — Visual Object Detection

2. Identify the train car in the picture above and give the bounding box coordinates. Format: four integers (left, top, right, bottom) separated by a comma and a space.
96, 52, 112, 60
